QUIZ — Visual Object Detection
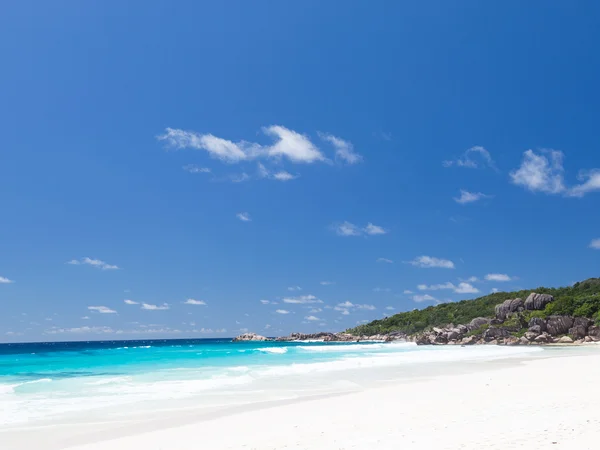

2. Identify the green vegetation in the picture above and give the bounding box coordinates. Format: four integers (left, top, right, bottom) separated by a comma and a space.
347, 278, 600, 336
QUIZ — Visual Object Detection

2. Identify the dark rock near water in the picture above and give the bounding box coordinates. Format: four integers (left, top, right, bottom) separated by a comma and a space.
460, 335, 478, 345
446, 330, 460, 341
573, 317, 593, 328
483, 327, 511, 341
524, 293, 554, 311
495, 298, 524, 320
587, 325, 600, 341
534, 333, 552, 343
528, 325, 542, 334
546, 315, 574, 336
569, 317, 594, 339
570, 325, 588, 339
528, 317, 547, 332
468, 317, 491, 331
524, 331, 539, 341
456, 324, 468, 334
232, 332, 270, 342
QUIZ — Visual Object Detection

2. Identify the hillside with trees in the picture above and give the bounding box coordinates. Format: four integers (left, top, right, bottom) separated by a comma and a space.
347, 278, 600, 336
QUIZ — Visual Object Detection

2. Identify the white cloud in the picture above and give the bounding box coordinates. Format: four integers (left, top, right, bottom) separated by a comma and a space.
466, 276, 479, 283
454, 282, 479, 294
355, 304, 376, 310
319, 133, 362, 164
413, 294, 436, 303
264, 324, 271, 330
236, 212, 251, 222
68, 257, 119, 270
273, 171, 297, 181
5, 331, 23, 336
485, 273, 512, 282
275, 309, 290, 314
377, 258, 393, 263
333, 221, 362, 236
305, 315, 321, 321
340, 309, 350, 315
0, 276, 14, 284
157, 128, 248, 162
408, 256, 455, 269
257, 162, 270, 178
385, 306, 395, 310
184, 299, 207, 305
260, 299, 271, 305
231, 173, 251, 183
287, 286, 302, 291
417, 282, 455, 291
141, 303, 170, 311
320, 281, 335, 285
337, 301, 354, 308
332, 221, 387, 237
81, 316, 90, 320
403, 290, 414, 294
309, 308, 323, 313
88, 306, 117, 314
508, 150, 600, 198
510, 149, 565, 194
568, 170, 600, 197
256, 163, 298, 182
364, 223, 387, 235
263, 125, 325, 163
491, 288, 500, 293
283, 295, 322, 304
443, 146, 496, 170
417, 282, 479, 294
373, 287, 391, 292
159, 125, 327, 165
590, 238, 600, 250
124, 299, 138, 305
46, 326, 114, 334
183, 164, 211, 174
334, 301, 374, 312
454, 190, 491, 204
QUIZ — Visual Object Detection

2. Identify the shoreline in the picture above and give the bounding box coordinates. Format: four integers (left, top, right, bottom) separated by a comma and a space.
73, 348, 600, 450
2, 346, 598, 450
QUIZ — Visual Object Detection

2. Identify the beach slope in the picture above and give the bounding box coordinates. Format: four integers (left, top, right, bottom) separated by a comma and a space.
64, 351, 600, 450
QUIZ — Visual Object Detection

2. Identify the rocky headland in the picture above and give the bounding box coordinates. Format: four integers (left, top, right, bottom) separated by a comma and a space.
233, 278, 600, 346
232, 331, 405, 343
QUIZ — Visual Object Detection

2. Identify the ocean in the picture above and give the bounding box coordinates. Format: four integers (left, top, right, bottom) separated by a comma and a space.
0, 338, 545, 428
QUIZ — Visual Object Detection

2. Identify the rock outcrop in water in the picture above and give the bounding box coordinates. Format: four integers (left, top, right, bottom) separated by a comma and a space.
273, 331, 401, 342
232, 331, 407, 343
232, 332, 269, 342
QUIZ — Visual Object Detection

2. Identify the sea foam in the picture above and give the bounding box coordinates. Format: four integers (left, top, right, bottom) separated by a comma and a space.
256, 347, 288, 354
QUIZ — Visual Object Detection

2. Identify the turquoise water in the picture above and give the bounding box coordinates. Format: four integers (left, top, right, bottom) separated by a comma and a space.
0, 338, 544, 426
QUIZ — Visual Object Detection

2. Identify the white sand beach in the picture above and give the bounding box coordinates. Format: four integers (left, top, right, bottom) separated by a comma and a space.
4, 348, 597, 450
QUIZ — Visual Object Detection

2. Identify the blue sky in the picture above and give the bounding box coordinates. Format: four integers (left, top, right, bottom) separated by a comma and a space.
1, 1, 599, 342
